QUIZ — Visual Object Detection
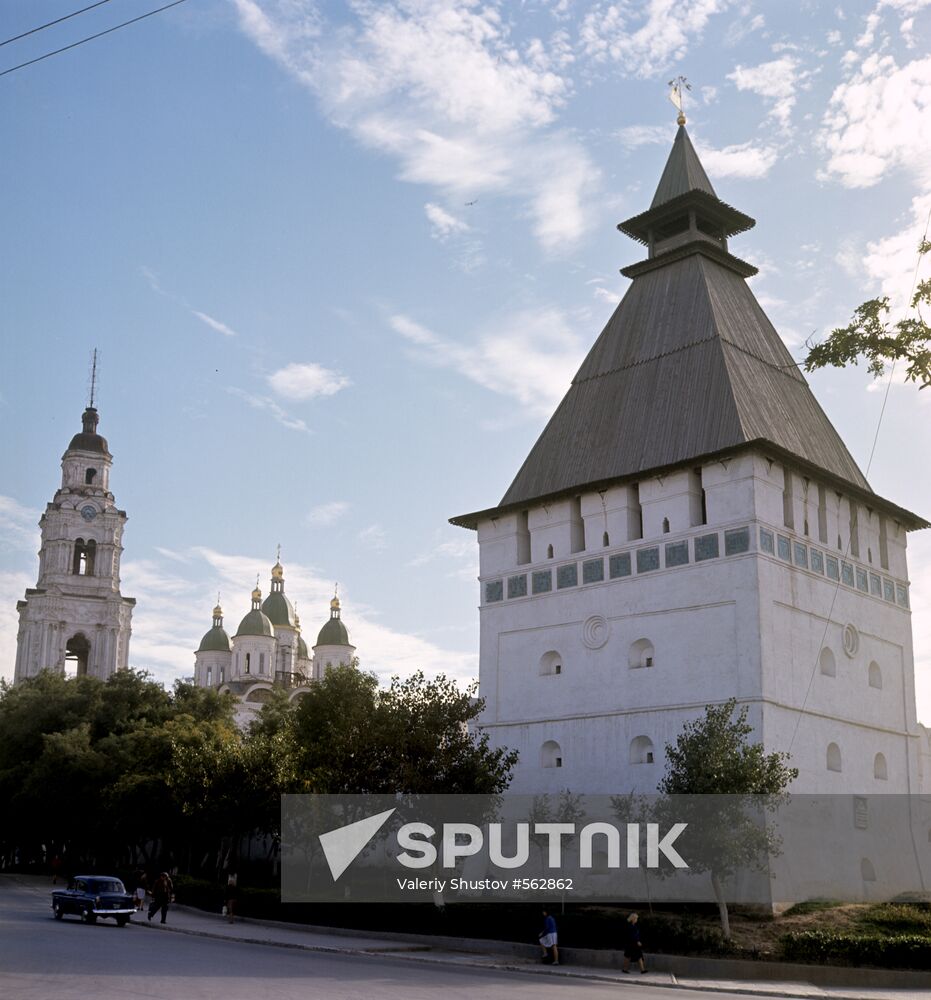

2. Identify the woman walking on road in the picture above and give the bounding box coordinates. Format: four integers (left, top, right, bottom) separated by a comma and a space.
621, 912, 648, 974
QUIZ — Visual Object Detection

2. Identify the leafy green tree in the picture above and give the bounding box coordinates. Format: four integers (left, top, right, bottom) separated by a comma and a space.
804, 240, 931, 389
0, 670, 236, 872
658, 699, 798, 938
291, 665, 517, 794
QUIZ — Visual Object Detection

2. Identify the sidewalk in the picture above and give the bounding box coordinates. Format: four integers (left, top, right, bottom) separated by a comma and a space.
5, 875, 926, 1000
138, 900, 926, 1000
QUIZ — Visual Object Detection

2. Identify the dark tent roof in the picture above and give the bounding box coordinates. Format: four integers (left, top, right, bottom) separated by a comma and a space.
451, 126, 927, 531
650, 125, 716, 206
498, 253, 870, 506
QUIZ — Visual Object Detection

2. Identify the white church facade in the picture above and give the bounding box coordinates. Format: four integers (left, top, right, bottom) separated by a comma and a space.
192, 565, 356, 727
452, 124, 931, 799
14, 404, 135, 682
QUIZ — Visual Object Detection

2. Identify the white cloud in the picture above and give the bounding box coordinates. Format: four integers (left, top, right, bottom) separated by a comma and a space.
390, 307, 585, 417
227, 387, 310, 433
580, 0, 733, 76
140, 266, 240, 339
723, 11, 765, 47
191, 310, 238, 337
357, 524, 388, 551
861, 192, 931, 311
819, 53, 931, 190
233, 1, 598, 251
593, 285, 620, 305
0, 496, 40, 552
267, 362, 351, 400
819, 51, 931, 310
727, 56, 811, 129
408, 534, 478, 582
305, 501, 350, 526
696, 140, 780, 179
425, 202, 470, 238
616, 124, 672, 148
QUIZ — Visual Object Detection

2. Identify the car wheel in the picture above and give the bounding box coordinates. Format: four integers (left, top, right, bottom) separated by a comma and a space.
116, 915, 128, 927
53, 903, 63, 920
82, 907, 96, 924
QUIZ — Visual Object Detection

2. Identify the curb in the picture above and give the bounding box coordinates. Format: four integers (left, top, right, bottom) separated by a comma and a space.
135, 913, 902, 1000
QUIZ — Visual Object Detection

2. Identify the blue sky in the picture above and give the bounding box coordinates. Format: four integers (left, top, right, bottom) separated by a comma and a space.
2, 0, 930, 722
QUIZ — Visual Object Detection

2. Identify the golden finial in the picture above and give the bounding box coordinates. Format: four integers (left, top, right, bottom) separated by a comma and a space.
330, 583, 340, 612
668, 75, 691, 126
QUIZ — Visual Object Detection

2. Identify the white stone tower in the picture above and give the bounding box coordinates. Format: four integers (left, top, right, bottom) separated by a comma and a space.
14, 399, 135, 681
451, 124, 928, 798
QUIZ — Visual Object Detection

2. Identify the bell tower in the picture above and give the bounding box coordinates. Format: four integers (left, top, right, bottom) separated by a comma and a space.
14, 381, 135, 682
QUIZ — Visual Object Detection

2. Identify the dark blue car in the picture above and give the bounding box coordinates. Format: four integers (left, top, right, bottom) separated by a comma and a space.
52, 875, 135, 926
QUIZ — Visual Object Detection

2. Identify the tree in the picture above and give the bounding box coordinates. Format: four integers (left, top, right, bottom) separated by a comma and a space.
804, 239, 931, 390
0, 670, 236, 872
658, 699, 798, 939
291, 664, 517, 794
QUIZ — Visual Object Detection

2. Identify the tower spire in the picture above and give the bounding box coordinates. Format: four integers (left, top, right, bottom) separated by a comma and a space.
88, 348, 99, 409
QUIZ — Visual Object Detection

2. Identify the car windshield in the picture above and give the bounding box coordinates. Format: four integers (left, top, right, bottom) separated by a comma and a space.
87, 879, 125, 893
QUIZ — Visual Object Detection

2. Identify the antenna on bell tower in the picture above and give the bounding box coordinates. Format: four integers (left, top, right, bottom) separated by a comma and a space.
87, 349, 100, 409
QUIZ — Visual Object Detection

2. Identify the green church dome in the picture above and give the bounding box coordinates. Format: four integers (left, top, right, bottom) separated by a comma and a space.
316, 617, 349, 647
316, 592, 351, 647
297, 636, 309, 659
197, 626, 232, 653
236, 608, 275, 638
262, 591, 296, 627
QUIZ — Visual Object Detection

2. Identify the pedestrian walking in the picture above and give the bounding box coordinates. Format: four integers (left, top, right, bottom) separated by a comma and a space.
225, 872, 238, 923
132, 869, 147, 911
147, 871, 173, 924
538, 907, 559, 965
621, 911, 648, 974
50, 854, 62, 884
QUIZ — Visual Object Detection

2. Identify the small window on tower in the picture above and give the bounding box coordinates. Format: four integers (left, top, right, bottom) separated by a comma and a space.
85, 468, 96, 484
547, 544, 554, 559
662, 517, 670, 533
245, 653, 251, 674
603, 532, 610, 547
206, 666, 212, 685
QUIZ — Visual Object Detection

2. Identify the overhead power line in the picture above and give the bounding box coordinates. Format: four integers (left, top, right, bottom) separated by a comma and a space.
0, 1, 118, 49
0, 0, 188, 79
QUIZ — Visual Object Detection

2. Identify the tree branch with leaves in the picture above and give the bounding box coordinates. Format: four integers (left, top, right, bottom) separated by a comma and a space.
804, 239, 931, 390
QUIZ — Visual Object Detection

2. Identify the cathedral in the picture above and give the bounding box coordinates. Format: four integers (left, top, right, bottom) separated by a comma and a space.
14, 403, 135, 682
12, 399, 356, 728
452, 121, 931, 800
192, 566, 356, 726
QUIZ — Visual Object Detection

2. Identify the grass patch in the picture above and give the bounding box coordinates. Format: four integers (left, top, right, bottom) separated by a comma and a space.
782, 899, 842, 917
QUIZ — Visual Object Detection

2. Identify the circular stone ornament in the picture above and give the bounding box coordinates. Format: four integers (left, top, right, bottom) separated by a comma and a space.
842, 623, 859, 658
582, 615, 610, 650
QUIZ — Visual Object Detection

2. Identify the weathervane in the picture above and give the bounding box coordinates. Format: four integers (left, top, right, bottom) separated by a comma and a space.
668, 75, 691, 126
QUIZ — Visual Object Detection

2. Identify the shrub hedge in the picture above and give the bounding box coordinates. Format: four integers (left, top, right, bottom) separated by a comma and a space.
781, 930, 931, 970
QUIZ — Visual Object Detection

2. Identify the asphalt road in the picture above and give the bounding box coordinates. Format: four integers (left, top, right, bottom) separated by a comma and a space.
0, 878, 807, 1000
